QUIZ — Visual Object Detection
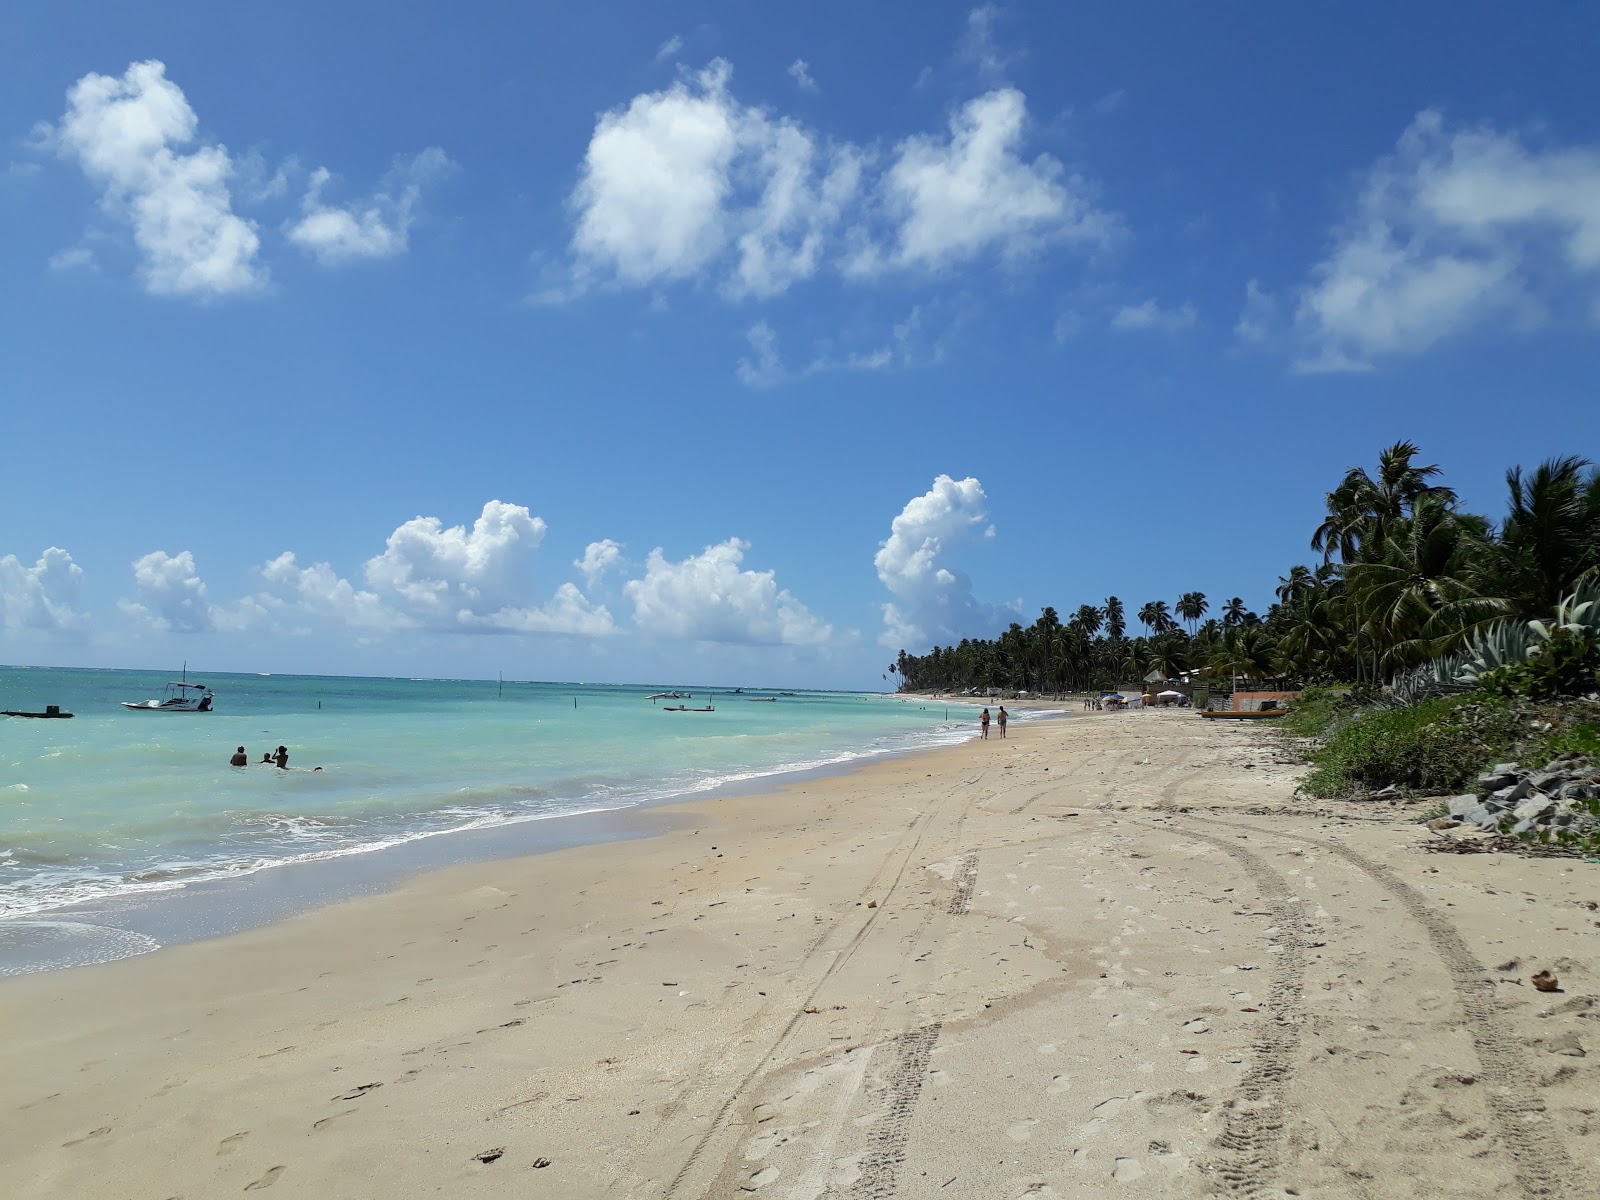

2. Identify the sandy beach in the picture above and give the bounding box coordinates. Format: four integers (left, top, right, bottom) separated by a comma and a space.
4, 707, 1597, 1198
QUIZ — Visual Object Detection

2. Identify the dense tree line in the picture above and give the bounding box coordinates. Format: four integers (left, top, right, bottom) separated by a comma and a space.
890, 443, 1600, 696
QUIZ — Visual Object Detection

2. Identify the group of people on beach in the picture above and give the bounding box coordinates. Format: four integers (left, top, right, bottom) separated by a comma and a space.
229, 745, 295, 769
979, 706, 1007, 739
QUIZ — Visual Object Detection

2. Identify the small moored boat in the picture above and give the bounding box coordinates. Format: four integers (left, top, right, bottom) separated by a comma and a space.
122, 674, 214, 712
2, 705, 74, 719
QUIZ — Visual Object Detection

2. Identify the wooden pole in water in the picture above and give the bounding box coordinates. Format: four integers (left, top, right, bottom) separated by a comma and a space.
499, 671, 503, 699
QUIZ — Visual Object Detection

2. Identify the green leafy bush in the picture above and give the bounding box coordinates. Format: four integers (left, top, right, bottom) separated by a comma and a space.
1299, 694, 1522, 798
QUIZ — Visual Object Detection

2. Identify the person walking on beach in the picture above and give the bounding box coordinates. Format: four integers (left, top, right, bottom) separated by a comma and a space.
997, 706, 1008, 738
229, 746, 248, 767
980, 708, 990, 739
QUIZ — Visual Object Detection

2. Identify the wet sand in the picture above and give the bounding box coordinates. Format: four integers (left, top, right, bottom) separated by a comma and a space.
3, 708, 1597, 1198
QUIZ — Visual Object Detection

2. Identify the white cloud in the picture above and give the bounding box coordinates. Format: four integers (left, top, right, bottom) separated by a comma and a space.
288, 147, 454, 266
52, 60, 263, 297
1295, 109, 1600, 370
1234, 278, 1275, 343
460, 583, 615, 636
48, 246, 96, 272
0, 547, 89, 637
624, 539, 832, 646
877, 89, 1115, 273
561, 60, 1110, 299
365, 500, 547, 618
570, 61, 743, 288
655, 35, 684, 64
567, 60, 862, 299
875, 475, 1006, 650
119, 550, 215, 633
574, 539, 624, 587
788, 59, 818, 92
259, 553, 405, 631
1110, 298, 1196, 332
736, 320, 786, 387
958, 5, 1017, 80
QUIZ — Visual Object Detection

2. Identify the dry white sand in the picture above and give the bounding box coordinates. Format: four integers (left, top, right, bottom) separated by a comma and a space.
4, 708, 1598, 1198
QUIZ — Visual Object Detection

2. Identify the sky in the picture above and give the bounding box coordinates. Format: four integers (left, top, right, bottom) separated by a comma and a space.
3, 2, 1599, 689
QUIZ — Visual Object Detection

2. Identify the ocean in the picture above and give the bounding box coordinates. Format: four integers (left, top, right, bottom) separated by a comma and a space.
0, 666, 1018, 974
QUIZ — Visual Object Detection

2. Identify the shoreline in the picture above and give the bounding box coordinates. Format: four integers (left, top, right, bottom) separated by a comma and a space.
9, 707, 1592, 1198
0, 696, 1033, 977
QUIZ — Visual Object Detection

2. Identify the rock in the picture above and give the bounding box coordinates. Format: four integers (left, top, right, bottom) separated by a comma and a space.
1428, 817, 1462, 832
1530, 770, 1567, 793
1532, 969, 1561, 992
1487, 785, 1521, 808
1513, 796, 1556, 825
1448, 794, 1483, 817
1546, 1032, 1585, 1057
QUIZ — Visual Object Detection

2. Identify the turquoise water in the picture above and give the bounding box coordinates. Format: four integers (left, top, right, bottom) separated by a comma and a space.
0, 667, 993, 923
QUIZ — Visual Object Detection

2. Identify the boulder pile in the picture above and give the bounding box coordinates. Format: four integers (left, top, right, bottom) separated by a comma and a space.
1447, 754, 1600, 840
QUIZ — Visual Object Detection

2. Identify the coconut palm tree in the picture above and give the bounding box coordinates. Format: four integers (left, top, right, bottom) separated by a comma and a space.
1072, 603, 1103, 638
1275, 565, 1313, 604
1222, 596, 1249, 627
1102, 596, 1126, 641
1487, 456, 1600, 621
1137, 600, 1176, 635
1311, 440, 1458, 565
1175, 591, 1208, 635
1345, 494, 1503, 670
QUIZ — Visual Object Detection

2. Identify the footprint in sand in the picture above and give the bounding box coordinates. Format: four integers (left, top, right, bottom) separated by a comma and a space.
1113, 1157, 1145, 1183
1006, 1117, 1038, 1141
244, 1165, 285, 1191
313, 1108, 358, 1130
217, 1131, 248, 1156
62, 1126, 111, 1148
1047, 1075, 1071, 1096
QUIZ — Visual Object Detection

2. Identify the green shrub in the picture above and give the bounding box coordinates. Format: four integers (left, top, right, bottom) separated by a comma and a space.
1281, 685, 1342, 738
1299, 694, 1521, 798
1479, 628, 1600, 701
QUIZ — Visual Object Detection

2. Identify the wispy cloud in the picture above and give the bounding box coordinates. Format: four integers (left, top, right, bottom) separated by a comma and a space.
788, 59, 818, 92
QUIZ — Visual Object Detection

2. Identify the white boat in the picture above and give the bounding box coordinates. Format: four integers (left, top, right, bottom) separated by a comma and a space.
122, 677, 214, 712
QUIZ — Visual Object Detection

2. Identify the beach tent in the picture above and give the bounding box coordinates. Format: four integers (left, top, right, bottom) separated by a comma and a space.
1157, 689, 1183, 698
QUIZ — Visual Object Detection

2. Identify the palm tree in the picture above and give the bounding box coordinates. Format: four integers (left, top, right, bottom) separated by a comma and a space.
1345, 494, 1503, 670
1072, 603, 1103, 639
1137, 600, 1176, 635
1175, 591, 1208, 635
1276, 565, 1313, 605
1102, 596, 1126, 641
1222, 596, 1249, 627
1311, 440, 1458, 564
1488, 456, 1600, 621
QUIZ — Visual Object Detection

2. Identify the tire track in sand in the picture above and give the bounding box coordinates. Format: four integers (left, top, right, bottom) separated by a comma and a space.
847, 1023, 942, 1200
650, 791, 954, 1200
1206, 816, 1583, 1200
1166, 825, 1310, 1200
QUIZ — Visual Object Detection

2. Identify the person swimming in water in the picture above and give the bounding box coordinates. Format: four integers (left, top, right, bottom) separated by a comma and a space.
230, 746, 248, 766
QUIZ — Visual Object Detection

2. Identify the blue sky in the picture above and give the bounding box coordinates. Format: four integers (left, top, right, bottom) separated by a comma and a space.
3, 2, 1599, 688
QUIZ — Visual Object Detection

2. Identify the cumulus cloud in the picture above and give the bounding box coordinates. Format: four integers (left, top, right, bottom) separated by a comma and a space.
868, 88, 1115, 274
119, 550, 216, 633
875, 475, 1006, 650
574, 539, 624, 588
0, 547, 89, 637
788, 59, 818, 92
258, 553, 405, 631
52, 60, 263, 297
568, 60, 862, 299
561, 60, 1108, 299
1295, 109, 1600, 371
624, 539, 832, 645
1110, 298, 1197, 332
229, 503, 616, 638
287, 147, 455, 265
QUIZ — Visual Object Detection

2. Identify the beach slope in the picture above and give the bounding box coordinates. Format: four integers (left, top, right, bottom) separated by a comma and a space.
4, 710, 1597, 1198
